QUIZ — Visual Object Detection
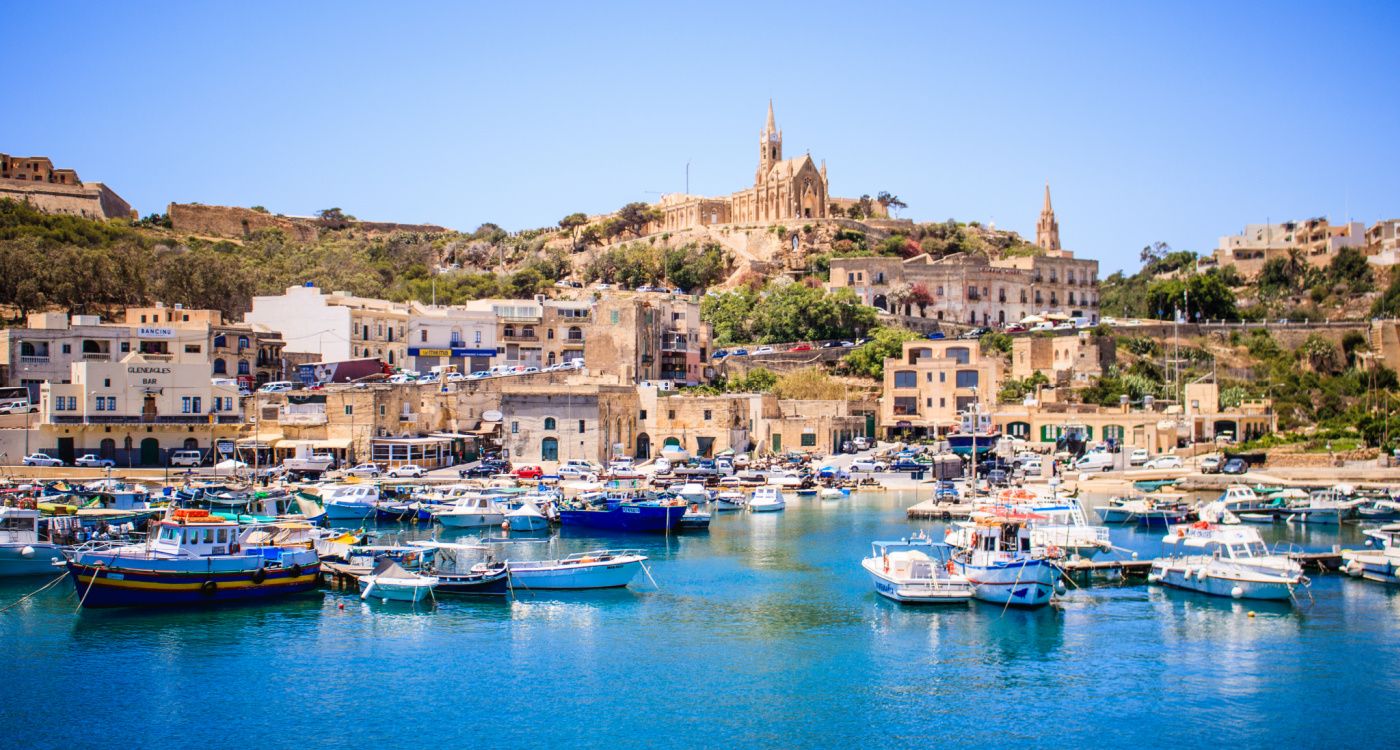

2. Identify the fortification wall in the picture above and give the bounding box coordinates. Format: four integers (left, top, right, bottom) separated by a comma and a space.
0, 180, 133, 220
169, 203, 450, 242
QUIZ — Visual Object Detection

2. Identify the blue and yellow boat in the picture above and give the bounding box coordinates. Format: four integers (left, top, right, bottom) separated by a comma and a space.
66, 509, 320, 608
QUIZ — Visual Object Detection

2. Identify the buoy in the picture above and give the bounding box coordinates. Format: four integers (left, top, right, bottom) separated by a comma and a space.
1247, 611, 1256, 618
1055, 580, 1067, 595
1231, 586, 1244, 599
501, 521, 510, 530
19, 546, 35, 558
338, 602, 345, 610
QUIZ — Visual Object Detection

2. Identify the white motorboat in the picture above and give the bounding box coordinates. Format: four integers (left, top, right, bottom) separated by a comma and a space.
675, 483, 711, 506
1279, 488, 1362, 526
819, 487, 847, 500
358, 558, 439, 603
320, 483, 381, 521
1343, 523, 1400, 584
433, 495, 507, 528
974, 487, 1112, 559
862, 536, 973, 604
748, 486, 786, 513
488, 549, 647, 590
0, 507, 67, 577
714, 490, 747, 511
505, 498, 550, 531
950, 517, 1062, 608
766, 470, 804, 488
1148, 523, 1307, 601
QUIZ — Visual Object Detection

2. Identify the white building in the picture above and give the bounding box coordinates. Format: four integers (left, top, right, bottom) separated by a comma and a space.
407, 302, 498, 374
245, 284, 410, 366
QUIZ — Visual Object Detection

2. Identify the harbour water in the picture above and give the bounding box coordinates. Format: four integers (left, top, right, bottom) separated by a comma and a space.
4, 491, 1399, 749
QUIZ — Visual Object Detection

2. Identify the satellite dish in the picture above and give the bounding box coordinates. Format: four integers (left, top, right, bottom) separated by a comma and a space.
482, 410, 504, 422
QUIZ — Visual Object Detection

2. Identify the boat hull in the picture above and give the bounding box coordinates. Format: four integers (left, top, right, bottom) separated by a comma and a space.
437, 511, 507, 529
324, 501, 376, 521
435, 569, 511, 596
1149, 562, 1298, 601
67, 558, 321, 608
506, 514, 549, 531
862, 561, 972, 604
358, 578, 435, 603
559, 504, 684, 533
748, 501, 785, 513
954, 557, 1060, 608
0, 543, 67, 577
507, 560, 641, 589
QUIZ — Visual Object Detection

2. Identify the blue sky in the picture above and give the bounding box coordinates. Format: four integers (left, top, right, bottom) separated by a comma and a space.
5, 1, 1398, 273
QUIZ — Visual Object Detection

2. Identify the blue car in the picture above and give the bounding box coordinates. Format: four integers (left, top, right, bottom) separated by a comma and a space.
925, 331, 946, 340
712, 350, 728, 360
733, 348, 749, 356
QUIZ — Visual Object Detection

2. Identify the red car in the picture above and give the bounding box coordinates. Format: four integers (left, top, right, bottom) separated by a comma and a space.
513, 465, 544, 479
790, 343, 813, 352
1004, 324, 1027, 333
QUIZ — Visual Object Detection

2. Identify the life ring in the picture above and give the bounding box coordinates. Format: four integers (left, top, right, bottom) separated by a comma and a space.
1047, 544, 1062, 559
1177, 528, 1186, 538
201, 580, 217, 596
882, 553, 890, 573
18, 498, 35, 510
251, 568, 267, 585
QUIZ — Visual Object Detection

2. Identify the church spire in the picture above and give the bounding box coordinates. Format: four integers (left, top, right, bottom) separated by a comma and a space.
766, 99, 776, 133
1036, 183, 1061, 253
757, 100, 783, 183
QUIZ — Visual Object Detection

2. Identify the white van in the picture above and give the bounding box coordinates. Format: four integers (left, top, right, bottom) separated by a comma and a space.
259, 381, 294, 393
1074, 452, 1115, 472
170, 450, 203, 468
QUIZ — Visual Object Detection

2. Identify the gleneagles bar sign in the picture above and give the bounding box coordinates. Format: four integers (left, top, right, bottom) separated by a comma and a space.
128, 365, 172, 387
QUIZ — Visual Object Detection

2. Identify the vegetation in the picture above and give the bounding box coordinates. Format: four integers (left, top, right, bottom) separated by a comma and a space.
978, 331, 1013, 357
1101, 246, 1239, 321
701, 282, 876, 345
772, 367, 849, 400
843, 326, 920, 379
1373, 267, 1400, 318
997, 371, 1049, 404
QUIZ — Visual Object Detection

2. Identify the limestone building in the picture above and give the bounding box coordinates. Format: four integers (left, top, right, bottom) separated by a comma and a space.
0, 153, 133, 219
880, 339, 1003, 438
1011, 332, 1115, 386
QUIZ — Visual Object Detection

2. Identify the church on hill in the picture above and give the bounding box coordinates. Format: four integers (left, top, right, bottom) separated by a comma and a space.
651, 102, 878, 233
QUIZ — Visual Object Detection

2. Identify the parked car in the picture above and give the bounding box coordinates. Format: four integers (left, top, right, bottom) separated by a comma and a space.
986, 469, 1010, 486
388, 464, 426, 478
558, 460, 601, 479
960, 327, 991, 340
22, 453, 63, 467
1074, 452, 1115, 472
1017, 459, 1043, 476
1032, 321, 1056, 332
712, 350, 729, 360
1004, 324, 1027, 333
468, 371, 490, 379
851, 459, 888, 472
925, 331, 946, 340
732, 348, 749, 356
891, 459, 924, 472
460, 459, 510, 478
74, 454, 116, 468
789, 343, 813, 352
514, 465, 544, 479
1129, 448, 1150, 466
1222, 458, 1249, 475
0, 400, 37, 414
852, 436, 871, 451
170, 449, 204, 468
1144, 455, 1183, 469
1199, 455, 1223, 474
753, 346, 775, 355
259, 381, 295, 393
346, 463, 382, 478
1054, 321, 1076, 331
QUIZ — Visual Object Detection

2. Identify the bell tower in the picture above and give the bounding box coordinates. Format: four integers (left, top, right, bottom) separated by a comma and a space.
1036, 183, 1061, 253
757, 100, 782, 184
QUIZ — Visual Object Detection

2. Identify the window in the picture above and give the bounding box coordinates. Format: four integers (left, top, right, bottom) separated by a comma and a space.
192, 397, 201, 413
421, 330, 428, 342
703, 410, 712, 421
213, 359, 226, 375
578, 420, 586, 433
214, 335, 226, 348
345, 405, 354, 415
120, 342, 130, 353
105, 397, 116, 411
185, 344, 201, 354
238, 361, 250, 375
547, 329, 554, 340
103, 378, 111, 387
955, 370, 979, 388
61, 343, 71, 354
474, 331, 481, 344
610, 311, 619, 325
639, 410, 647, 420
379, 405, 386, 416
800, 433, 816, 447
667, 409, 675, 420
238, 336, 249, 351
181, 397, 192, 414
893, 371, 916, 388
95, 397, 106, 411
939, 372, 946, 383
946, 347, 970, 365
544, 417, 557, 430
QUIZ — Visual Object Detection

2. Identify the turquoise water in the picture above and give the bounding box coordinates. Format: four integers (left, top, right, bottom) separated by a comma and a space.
3, 491, 1399, 750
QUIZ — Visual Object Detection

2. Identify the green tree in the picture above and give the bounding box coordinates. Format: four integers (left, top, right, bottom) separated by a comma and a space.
558, 212, 589, 251
663, 241, 730, 292
843, 326, 919, 379
700, 288, 757, 345
1329, 246, 1372, 292
876, 191, 907, 218
979, 331, 1013, 356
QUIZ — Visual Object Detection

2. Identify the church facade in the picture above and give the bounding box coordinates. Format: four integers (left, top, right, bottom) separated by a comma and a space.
652, 102, 842, 234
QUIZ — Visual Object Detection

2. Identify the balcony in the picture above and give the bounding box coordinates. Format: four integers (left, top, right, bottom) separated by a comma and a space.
19, 355, 49, 365
50, 414, 243, 425
81, 353, 111, 361
502, 334, 539, 342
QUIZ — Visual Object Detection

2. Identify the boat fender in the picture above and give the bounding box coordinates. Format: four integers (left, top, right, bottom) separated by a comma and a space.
883, 553, 890, 573
1177, 528, 1186, 538
1230, 586, 1244, 599
20, 546, 35, 558
251, 568, 267, 585
945, 560, 955, 574
201, 580, 217, 595
290, 564, 304, 579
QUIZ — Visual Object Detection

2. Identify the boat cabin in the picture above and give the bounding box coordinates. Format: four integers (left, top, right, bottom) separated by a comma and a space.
972, 519, 1033, 554
1161, 525, 1269, 560
152, 514, 241, 557
0, 507, 40, 545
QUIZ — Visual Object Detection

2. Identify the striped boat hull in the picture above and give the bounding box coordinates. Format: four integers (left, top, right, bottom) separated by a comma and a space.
67, 561, 321, 608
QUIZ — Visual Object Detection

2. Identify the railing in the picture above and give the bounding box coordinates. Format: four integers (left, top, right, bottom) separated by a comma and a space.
19, 355, 49, 364
502, 334, 539, 342
48, 414, 243, 425
81, 353, 110, 361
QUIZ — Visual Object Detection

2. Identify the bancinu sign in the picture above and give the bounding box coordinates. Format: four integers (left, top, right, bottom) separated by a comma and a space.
137, 327, 175, 338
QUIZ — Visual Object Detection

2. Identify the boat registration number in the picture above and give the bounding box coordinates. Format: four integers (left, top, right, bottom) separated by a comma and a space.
106, 572, 124, 580
623, 508, 640, 514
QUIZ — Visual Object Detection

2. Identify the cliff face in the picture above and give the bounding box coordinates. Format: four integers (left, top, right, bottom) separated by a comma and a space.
167, 203, 449, 242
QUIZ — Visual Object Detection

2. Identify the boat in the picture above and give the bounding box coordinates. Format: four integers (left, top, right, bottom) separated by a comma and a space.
358, 558, 438, 603
433, 495, 508, 528
320, 483, 381, 521
0, 506, 68, 577
1342, 524, 1400, 584
795, 488, 818, 497
408, 540, 512, 596
819, 487, 847, 500
1092, 494, 1191, 527
965, 487, 1112, 560
714, 490, 747, 511
1216, 484, 1274, 514
862, 535, 973, 604
1148, 522, 1307, 601
486, 549, 647, 590
65, 509, 320, 608
1278, 487, 1362, 526
679, 502, 712, 530
950, 517, 1062, 608
504, 498, 550, 531
946, 405, 1001, 456
766, 470, 804, 488
558, 494, 686, 532
675, 483, 711, 506
1133, 479, 1178, 493
748, 486, 786, 513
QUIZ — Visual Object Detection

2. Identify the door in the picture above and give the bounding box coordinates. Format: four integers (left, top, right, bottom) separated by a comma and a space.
142, 394, 157, 421
541, 437, 558, 462
57, 437, 76, 465
771, 434, 781, 453
140, 438, 161, 466
635, 433, 650, 460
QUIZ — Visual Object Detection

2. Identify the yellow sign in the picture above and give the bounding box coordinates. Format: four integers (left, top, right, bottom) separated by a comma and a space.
418, 349, 451, 357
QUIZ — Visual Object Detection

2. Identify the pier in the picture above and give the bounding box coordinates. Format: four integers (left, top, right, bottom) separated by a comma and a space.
905, 500, 978, 519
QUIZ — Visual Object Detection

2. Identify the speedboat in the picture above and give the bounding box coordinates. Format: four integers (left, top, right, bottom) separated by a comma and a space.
1279, 487, 1361, 526
714, 490, 747, 511
1343, 523, 1400, 584
1093, 494, 1190, 527
0, 506, 67, 576
675, 483, 711, 506
950, 517, 1062, 608
433, 495, 507, 528
748, 486, 786, 513
819, 487, 847, 500
863, 535, 973, 604
1149, 522, 1307, 601
504, 498, 550, 531
320, 483, 381, 521
486, 549, 647, 590
65, 509, 320, 608
680, 503, 711, 530
358, 558, 439, 603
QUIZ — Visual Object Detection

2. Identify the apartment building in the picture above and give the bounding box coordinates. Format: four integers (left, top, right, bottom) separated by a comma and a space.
879, 338, 1002, 438
244, 284, 410, 367
1010, 332, 1115, 386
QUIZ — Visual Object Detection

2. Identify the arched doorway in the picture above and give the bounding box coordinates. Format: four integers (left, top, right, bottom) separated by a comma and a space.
872, 294, 888, 310
541, 437, 558, 461
140, 438, 160, 466
99, 438, 116, 460
183, 437, 199, 450
663, 437, 681, 449
635, 433, 651, 460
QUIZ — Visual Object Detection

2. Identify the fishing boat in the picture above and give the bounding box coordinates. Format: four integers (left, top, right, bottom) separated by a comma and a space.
1216, 484, 1273, 514
358, 558, 438, 603
1279, 487, 1362, 526
964, 488, 1112, 560
65, 509, 320, 608
1093, 494, 1191, 527
320, 483, 381, 521
946, 405, 1000, 456
714, 490, 747, 511
950, 517, 1062, 608
433, 495, 507, 529
862, 535, 973, 604
819, 487, 847, 500
1342, 524, 1400, 584
748, 486, 786, 513
408, 540, 512, 595
0, 506, 67, 577
485, 549, 647, 590
504, 498, 550, 531
1148, 523, 1307, 601
558, 494, 685, 533
679, 503, 712, 530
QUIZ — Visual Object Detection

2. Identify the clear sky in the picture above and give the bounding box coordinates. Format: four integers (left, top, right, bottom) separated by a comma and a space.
5, 1, 1398, 273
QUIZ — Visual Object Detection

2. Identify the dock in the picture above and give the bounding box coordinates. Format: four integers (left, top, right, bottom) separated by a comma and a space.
1059, 549, 1345, 583
321, 561, 370, 589
906, 500, 978, 520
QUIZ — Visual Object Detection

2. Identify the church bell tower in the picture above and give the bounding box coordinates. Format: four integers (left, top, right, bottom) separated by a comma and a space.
1036, 183, 1061, 253
757, 100, 782, 184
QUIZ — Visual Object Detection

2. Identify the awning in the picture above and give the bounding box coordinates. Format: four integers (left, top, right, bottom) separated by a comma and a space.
1045, 312, 1071, 321
282, 438, 352, 450
1020, 315, 1045, 324
470, 422, 501, 435
236, 433, 283, 446
429, 431, 478, 440
370, 436, 453, 445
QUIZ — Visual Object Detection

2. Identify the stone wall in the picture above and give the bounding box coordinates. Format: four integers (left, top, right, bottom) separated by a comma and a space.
0, 180, 133, 220
168, 203, 450, 243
